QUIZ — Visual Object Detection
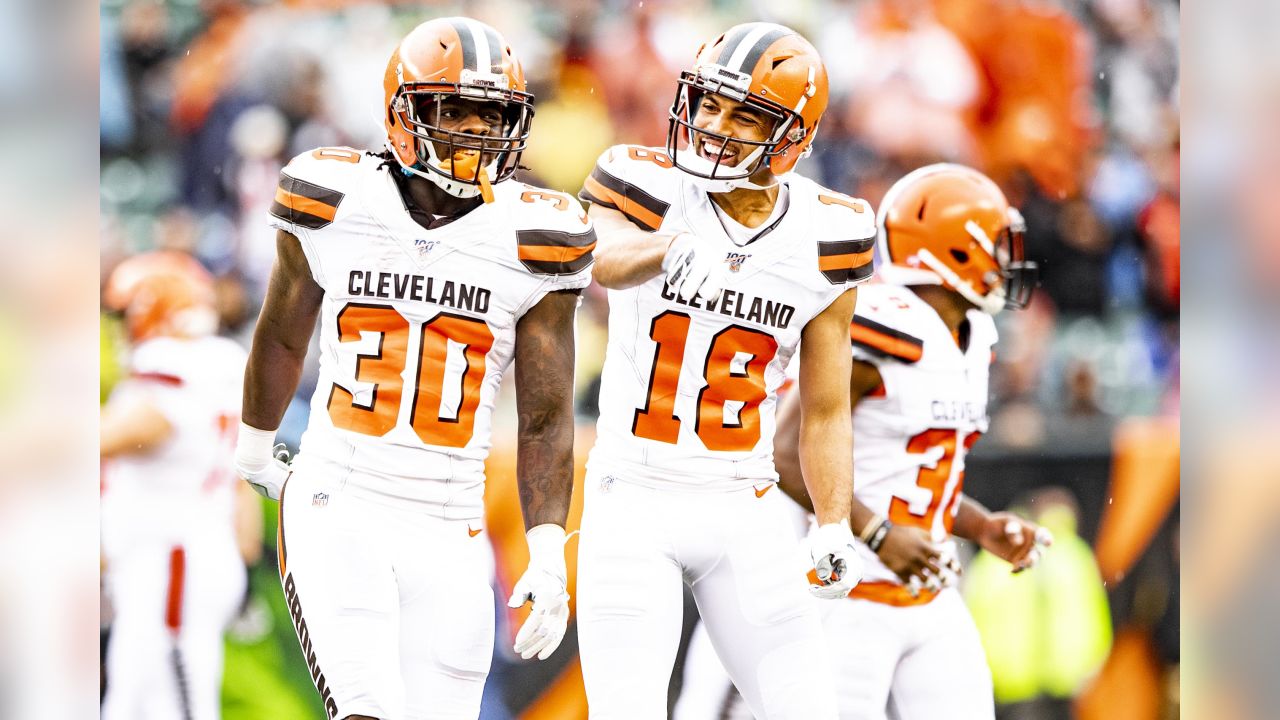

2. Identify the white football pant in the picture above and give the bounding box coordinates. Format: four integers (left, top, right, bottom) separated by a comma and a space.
577, 472, 838, 719
278, 469, 495, 720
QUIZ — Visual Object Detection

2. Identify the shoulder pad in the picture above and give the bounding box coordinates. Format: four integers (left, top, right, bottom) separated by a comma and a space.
578, 144, 676, 231
507, 183, 596, 276
808, 185, 876, 285
849, 285, 925, 364
270, 147, 372, 230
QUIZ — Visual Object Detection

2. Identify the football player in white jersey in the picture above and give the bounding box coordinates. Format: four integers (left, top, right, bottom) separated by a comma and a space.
101, 251, 260, 720
232, 18, 592, 720
773, 164, 1053, 719
575, 22, 874, 719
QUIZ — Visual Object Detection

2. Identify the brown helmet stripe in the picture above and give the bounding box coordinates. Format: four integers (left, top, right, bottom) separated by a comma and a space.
714, 23, 758, 66
481, 24, 504, 72
736, 26, 790, 76
447, 18, 478, 71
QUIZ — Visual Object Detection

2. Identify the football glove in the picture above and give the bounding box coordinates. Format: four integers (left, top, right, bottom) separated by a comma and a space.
234, 422, 291, 501
809, 520, 864, 599
507, 524, 571, 661
663, 232, 728, 304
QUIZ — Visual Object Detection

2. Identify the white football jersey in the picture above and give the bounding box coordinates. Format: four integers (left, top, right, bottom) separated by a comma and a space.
100, 335, 246, 555
842, 284, 998, 587
579, 145, 875, 490
268, 147, 594, 519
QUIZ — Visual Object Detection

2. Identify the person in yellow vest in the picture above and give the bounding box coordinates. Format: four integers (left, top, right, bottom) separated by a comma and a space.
965, 488, 1112, 718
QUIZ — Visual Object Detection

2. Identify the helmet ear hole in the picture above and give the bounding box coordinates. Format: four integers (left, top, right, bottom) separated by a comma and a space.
950, 249, 970, 264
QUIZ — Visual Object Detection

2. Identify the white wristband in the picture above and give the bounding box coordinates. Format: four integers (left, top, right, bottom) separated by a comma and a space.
526, 524, 567, 570
235, 422, 277, 473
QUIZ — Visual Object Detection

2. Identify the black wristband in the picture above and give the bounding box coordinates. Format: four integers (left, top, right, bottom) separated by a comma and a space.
867, 519, 894, 554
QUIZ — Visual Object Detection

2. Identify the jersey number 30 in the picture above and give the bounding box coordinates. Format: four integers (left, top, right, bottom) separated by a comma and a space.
327, 303, 493, 447
632, 311, 778, 452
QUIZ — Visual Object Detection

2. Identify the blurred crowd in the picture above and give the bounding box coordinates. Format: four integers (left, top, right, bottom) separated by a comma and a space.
97, 0, 1181, 718
99, 0, 1180, 443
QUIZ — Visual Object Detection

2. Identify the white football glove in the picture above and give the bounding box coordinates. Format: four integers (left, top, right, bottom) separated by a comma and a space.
507, 524, 571, 661
809, 520, 864, 599
234, 422, 291, 501
662, 232, 727, 304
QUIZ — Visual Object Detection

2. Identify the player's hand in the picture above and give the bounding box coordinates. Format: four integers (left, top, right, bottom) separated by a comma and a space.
507, 524, 571, 661
234, 423, 291, 501
876, 524, 958, 592
808, 520, 864, 599
663, 232, 727, 304
977, 512, 1054, 573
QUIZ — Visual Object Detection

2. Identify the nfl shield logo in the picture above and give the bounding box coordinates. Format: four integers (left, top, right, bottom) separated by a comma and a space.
312, 492, 329, 507
725, 252, 750, 273
415, 239, 438, 257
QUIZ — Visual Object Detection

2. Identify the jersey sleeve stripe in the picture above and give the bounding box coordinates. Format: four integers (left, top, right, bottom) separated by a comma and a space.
516, 228, 596, 275
271, 174, 344, 230
849, 318, 924, 363
818, 237, 875, 283
582, 168, 669, 231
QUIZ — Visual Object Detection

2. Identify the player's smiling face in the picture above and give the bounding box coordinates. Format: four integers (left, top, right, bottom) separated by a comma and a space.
690, 93, 774, 168
418, 97, 508, 168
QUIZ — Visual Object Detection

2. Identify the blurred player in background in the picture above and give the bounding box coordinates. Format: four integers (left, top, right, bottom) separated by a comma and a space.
100, 251, 261, 720
576, 22, 875, 719
233, 17, 592, 720
772, 164, 1052, 719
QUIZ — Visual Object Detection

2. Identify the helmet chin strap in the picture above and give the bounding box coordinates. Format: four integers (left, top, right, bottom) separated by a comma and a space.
682, 145, 777, 192
914, 249, 1007, 314
387, 138, 498, 199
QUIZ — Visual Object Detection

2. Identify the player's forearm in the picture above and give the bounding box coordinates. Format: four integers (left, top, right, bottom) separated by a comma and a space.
100, 400, 173, 457
516, 406, 575, 529
241, 331, 306, 431
798, 411, 853, 526
951, 495, 990, 542
589, 207, 674, 288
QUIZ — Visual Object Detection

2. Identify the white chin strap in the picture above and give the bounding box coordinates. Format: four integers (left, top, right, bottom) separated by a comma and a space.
681, 145, 774, 192
898, 249, 1007, 314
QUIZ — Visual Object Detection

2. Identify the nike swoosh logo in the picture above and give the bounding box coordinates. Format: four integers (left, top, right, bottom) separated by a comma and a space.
754, 484, 773, 498
468, 526, 483, 537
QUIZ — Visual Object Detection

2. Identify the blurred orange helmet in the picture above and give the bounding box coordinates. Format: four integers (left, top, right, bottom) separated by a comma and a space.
667, 22, 829, 190
104, 251, 218, 341
383, 17, 533, 199
878, 164, 1037, 313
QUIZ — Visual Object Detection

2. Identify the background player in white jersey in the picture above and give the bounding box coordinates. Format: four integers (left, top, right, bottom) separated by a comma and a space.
232, 18, 593, 720
101, 251, 261, 720
576, 22, 875, 719
774, 164, 1053, 719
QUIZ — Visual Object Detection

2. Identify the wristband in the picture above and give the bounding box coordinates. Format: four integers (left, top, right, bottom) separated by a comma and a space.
526, 524, 567, 572
235, 422, 277, 471
867, 519, 894, 554
858, 514, 887, 544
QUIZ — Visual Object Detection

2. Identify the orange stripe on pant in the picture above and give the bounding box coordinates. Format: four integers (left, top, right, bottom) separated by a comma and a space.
166, 546, 186, 632
847, 580, 939, 607
582, 175, 663, 230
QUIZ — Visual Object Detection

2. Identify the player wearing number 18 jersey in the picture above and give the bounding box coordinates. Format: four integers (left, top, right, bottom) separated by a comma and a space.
576, 23, 873, 719
234, 18, 588, 720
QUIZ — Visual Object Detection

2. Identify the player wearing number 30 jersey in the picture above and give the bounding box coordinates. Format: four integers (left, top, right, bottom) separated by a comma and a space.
235, 17, 587, 720
576, 22, 874, 719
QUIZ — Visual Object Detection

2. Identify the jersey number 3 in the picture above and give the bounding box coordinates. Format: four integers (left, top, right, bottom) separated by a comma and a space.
632, 311, 778, 452
889, 429, 981, 533
327, 303, 494, 447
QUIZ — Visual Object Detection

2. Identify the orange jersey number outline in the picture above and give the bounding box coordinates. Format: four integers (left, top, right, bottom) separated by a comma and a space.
327, 303, 494, 448
632, 312, 779, 452
888, 429, 982, 534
